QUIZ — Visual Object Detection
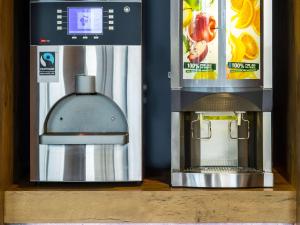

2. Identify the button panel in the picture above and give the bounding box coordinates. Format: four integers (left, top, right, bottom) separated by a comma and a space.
30, 1, 142, 45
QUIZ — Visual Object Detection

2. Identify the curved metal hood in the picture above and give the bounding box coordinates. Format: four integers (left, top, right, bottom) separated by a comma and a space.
40, 75, 129, 145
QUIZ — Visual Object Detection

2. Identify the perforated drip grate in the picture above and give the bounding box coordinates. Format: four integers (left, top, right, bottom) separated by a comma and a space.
200, 160, 238, 167
185, 167, 262, 174
187, 94, 261, 112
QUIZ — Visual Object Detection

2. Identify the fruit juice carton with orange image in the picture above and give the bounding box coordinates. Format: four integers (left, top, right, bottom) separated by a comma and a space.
226, 0, 261, 80
183, 0, 219, 80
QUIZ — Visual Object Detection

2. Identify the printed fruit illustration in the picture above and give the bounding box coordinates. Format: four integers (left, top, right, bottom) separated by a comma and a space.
231, 0, 257, 12
231, 0, 244, 12
185, 0, 201, 11
240, 33, 259, 60
252, 7, 260, 35
227, 0, 260, 80
228, 72, 257, 80
182, 0, 218, 80
194, 71, 217, 80
233, 0, 254, 29
229, 33, 246, 62
251, 0, 258, 7
183, 1, 193, 27
188, 41, 209, 63
188, 13, 216, 42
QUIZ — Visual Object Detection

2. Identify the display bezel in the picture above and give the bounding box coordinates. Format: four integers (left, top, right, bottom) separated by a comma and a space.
67, 7, 104, 36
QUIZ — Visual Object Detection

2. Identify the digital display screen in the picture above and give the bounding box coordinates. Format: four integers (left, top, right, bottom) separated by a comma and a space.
68, 7, 103, 35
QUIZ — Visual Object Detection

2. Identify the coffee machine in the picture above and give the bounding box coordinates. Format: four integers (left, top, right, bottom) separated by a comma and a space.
171, 0, 273, 188
30, 0, 142, 182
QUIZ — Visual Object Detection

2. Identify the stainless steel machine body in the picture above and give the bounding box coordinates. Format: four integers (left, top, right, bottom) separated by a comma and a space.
30, 0, 142, 182
170, 0, 273, 188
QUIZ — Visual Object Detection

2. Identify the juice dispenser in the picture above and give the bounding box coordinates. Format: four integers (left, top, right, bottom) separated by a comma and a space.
171, 0, 273, 188
30, 0, 142, 182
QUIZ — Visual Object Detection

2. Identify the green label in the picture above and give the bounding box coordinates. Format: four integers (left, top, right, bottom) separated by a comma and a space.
228, 62, 260, 72
184, 63, 216, 73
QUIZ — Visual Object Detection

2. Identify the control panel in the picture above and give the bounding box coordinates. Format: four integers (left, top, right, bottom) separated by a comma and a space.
30, 1, 142, 45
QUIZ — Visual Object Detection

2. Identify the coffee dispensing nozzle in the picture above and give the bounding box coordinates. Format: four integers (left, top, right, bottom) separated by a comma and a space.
75, 75, 96, 94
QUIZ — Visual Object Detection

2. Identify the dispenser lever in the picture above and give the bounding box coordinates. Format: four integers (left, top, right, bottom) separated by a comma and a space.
191, 119, 212, 140
229, 116, 250, 140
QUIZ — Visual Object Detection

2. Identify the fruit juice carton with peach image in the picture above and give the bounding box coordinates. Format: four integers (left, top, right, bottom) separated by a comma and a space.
183, 0, 218, 80
226, 0, 261, 80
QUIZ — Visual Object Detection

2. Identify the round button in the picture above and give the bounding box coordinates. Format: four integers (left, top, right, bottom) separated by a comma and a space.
124, 6, 131, 13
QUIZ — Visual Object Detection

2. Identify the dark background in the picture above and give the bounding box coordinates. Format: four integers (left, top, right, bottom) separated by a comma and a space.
143, 0, 171, 171
13, 0, 291, 183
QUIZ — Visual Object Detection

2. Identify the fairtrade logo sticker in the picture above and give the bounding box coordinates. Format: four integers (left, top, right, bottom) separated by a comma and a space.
39, 52, 55, 76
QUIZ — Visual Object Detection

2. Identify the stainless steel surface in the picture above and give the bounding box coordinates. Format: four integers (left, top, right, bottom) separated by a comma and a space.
263, 0, 273, 89
171, 112, 274, 188
36, 144, 131, 182
40, 133, 129, 145
170, 0, 181, 89
172, 171, 274, 188
198, 112, 239, 167
185, 166, 261, 173
30, 45, 142, 182
171, 112, 182, 171
263, 112, 272, 173
44, 94, 128, 133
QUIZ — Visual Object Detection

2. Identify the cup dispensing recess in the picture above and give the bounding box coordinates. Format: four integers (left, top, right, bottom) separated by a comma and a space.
30, 0, 142, 182
40, 75, 129, 146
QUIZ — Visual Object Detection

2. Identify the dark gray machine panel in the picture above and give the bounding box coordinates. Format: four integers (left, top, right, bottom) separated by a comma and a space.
30, 1, 142, 45
171, 88, 273, 112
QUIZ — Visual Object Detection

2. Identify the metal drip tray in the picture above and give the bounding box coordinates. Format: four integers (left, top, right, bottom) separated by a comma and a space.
40, 132, 129, 145
172, 168, 273, 188
185, 167, 262, 174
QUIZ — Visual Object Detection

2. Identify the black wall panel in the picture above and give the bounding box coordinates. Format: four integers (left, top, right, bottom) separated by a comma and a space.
143, 0, 171, 170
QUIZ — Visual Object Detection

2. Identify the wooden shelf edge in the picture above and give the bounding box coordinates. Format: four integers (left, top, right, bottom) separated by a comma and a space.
4, 187, 296, 223
4, 172, 296, 223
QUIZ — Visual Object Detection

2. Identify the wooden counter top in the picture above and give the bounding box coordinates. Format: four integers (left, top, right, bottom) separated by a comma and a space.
4, 173, 296, 224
